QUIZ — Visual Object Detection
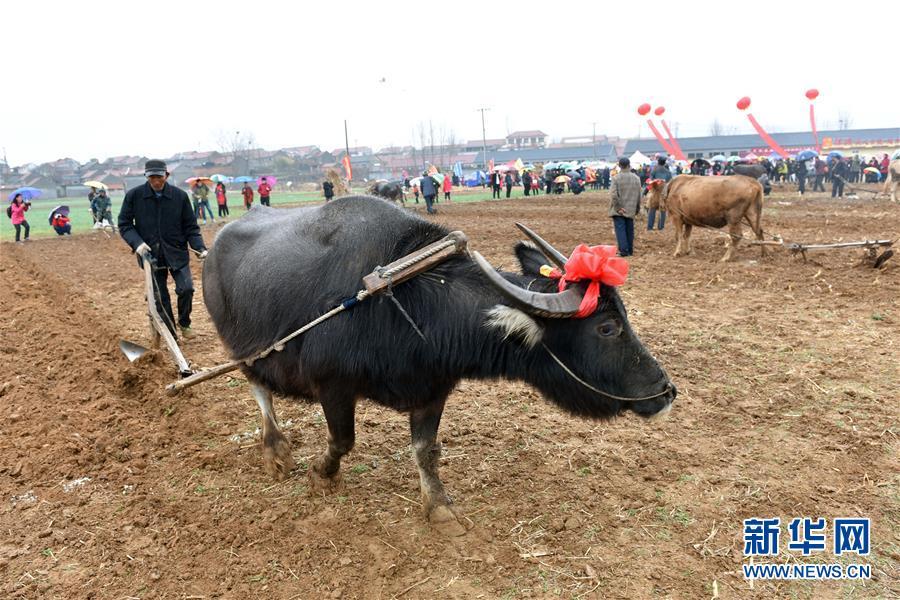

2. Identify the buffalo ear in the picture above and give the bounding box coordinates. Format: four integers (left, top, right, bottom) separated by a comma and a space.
515, 242, 549, 276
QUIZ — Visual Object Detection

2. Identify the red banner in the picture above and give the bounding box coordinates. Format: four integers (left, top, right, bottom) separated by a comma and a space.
660, 120, 687, 161
646, 120, 674, 155
342, 155, 352, 181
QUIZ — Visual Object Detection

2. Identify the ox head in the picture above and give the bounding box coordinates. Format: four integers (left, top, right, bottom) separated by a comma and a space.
473, 224, 676, 421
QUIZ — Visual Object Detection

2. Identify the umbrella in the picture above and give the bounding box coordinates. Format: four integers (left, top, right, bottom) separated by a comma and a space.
209, 174, 231, 183
691, 158, 710, 168
743, 152, 759, 161
768, 151, 783, 159
710, 155, 726, 162
864, 167, 880, 174
48, 205, 70, 225
257, 176, 277, 186
892, 149, 900, 160
409, 177, 422, 187
8, 187, 42, 202
233, 176, 255, 183
493, 165, 510, 172
83, 180, 108, 189
827, 151, 844, 160
430, 172, 445, 184
726, 156, 742, 163
185, 177, 213, 185
553, 175, 570, 183
543, 162, 559, 170
797, 150, 818, 161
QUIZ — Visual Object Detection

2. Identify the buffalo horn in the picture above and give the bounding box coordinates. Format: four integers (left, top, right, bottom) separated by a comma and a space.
471, 251, 582, 318
515, 223, 568, 269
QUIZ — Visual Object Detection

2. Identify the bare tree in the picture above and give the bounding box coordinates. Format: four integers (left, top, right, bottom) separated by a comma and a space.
215, 130, 255, 173
709, 119, 724, 136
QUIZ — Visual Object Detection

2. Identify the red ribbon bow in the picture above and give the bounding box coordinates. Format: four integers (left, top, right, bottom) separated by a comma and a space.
546, 244, 629, 318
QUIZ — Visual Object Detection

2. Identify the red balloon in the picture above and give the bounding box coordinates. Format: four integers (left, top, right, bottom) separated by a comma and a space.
654, 106, 665, 116
637, 103, 651, 116
736, 96, 751, 111
805, 88, 819, 100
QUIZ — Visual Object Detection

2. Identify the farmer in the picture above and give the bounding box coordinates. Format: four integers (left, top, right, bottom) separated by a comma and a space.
215, 181, 229, 217
191, 178, 214, 224
9, 194, 31, 243
609, 157, 642, 257
323, 180, 334, 202
118, 159, 209, 340
94, 189, 115, 230
647, 156, 672, 231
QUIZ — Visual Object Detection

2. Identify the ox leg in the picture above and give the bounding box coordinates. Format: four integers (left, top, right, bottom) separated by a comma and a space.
892, 181, 898, 203
410, 398, 467, 536
682, 224, 694, 255
251, 383, 296, 480
721, 223, 742, 262
672, 216, 684, 256
310, 391, 356, 487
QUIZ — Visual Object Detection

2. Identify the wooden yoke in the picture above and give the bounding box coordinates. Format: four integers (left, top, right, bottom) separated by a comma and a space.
362, 231, 468, 294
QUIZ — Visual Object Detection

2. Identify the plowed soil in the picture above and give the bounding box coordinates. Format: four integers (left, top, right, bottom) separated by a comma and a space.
1, 188, 898, 599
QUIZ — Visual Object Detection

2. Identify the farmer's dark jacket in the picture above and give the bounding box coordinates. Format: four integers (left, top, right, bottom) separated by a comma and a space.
118, 181, 206, 270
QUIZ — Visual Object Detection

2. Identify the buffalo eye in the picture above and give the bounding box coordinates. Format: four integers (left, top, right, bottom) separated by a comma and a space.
597, 319, 621, 338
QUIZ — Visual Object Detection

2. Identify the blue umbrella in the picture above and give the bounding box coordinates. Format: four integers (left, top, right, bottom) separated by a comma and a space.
797, 150, 818, 161
827, 151, 844, 159
8, 187, 42, 202
233, 176, 255, 183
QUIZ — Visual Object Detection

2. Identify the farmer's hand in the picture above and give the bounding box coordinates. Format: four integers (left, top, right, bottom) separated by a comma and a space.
198, 250, 208, 259
617, 208, 625, 216
135, 242, 151, 257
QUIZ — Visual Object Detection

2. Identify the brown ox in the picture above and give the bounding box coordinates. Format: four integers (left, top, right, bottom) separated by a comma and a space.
883, 159, 900, 202
647, 175, 765, 261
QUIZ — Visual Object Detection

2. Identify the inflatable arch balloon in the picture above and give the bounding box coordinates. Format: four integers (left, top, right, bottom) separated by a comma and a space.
736, 96, 790, 160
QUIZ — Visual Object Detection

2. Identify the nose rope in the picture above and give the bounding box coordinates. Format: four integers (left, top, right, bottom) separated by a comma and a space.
541, 343, 673, 402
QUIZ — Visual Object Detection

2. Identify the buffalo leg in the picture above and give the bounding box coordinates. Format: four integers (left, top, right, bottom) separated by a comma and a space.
311, 391, 356, 484
251, 383, 296, 480
410, 398, 467, 536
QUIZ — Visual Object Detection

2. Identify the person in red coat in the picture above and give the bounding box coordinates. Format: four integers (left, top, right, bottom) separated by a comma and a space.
52, 213, 72, 235
442, 173, 452, 202
242, 182, 254, 210
258, 177, 272, 206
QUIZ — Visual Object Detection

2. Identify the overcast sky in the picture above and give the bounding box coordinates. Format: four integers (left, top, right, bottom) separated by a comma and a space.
4, 1, 898, 166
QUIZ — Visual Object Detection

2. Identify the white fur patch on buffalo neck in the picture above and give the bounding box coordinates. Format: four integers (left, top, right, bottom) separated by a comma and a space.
485, 305, 543, 348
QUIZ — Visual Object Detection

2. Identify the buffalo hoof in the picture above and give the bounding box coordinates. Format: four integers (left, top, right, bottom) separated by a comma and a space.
263, 437, 296, 481
308, 466, 343, 492
428, 505, 468, 537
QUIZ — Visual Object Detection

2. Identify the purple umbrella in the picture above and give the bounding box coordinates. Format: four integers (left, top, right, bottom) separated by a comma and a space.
257, 176, 277, 187
48, 205, 70, 225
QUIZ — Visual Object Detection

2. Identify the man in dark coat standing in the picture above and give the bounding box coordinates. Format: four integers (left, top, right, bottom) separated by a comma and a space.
118, 159, 208, 339
419, 172, 438, 215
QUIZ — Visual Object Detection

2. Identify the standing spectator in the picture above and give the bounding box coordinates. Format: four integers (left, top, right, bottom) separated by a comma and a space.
419, 172, 438, 214
849, 155, 861, 183
796, 159, 807, 195
879, 154, 891, 182
323, 180, 334, 202
191, 179, 214, 224
647, 156, 672, 230
490, 170, 502, 199
522, 170, 532, 197
504, 171, 513, 198
258, 176, 272, 206
242, 181, 254, 210
52, 212, 72, 235
215, 182, 229, 217
94, 189, 116, 230
609, 157, 642, 257
442, 173, 452, 202
412, 182, 420, 203
831, 157, 847, 198
813, 157, 826, 192
8, 194, 31, 243
602, 166, 611, 189
88, 186, 100, 224
117, 159, 208, 340
531, 172, 541, 195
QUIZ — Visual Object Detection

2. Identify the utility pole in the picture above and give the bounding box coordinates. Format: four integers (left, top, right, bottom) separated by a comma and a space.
592, 122, 597, 159
477, 107, 490, 170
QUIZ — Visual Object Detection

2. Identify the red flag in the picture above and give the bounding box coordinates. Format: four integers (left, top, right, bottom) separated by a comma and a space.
488, 159, 494, 173
342, 155, 352, 181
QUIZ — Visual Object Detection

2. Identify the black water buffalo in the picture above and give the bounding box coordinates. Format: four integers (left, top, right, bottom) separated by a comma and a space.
368, 180, 405, 204
203, 196, 675, 535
